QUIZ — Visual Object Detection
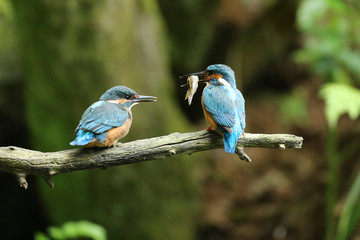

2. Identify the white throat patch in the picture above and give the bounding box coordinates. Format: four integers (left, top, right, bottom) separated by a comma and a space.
106, 99, 137, 109
218, 77, 232, 88
106, 100, 119, 104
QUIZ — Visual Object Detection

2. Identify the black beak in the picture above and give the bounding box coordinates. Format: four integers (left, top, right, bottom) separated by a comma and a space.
132, 95, 157, 102
179, 70, 209, 79
179, 70, 210, 88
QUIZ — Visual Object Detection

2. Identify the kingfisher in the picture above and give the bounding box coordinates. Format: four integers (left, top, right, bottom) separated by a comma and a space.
70, 85, 157, 147
181, 64, 246, 153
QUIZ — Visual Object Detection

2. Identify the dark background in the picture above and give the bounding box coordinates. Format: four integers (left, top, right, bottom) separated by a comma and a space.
1, 0, 359, 239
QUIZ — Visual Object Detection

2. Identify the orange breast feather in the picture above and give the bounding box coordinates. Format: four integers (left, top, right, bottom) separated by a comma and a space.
84, 117, 132, 147
201, 94, 222, 135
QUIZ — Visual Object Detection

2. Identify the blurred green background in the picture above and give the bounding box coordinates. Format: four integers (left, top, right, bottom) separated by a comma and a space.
1, 0, 360, 239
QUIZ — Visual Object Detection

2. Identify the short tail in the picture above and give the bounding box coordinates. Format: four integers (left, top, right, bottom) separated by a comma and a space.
221, 122, 244, 154
70, 130, 95, 146
223, 132, 238, 153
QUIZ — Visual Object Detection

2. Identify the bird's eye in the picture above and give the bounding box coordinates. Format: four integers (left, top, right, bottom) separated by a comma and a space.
126, 95, 131, 99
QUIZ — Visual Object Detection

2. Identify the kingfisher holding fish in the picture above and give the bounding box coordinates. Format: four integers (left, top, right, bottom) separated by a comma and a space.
181, 64, 246, 153
70, 85, 157, 147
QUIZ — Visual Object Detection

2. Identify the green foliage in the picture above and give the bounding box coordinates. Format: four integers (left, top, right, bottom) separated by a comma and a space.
320, 83, 360, 127
336, 173, 360, 240
34, 221, 107, 240
296, 0, 360, 239
295, 0, 360, 80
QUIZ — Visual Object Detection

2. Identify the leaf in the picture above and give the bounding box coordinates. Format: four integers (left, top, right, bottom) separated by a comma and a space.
337, 50, 360, 80
34, 232, 51, 240
319, 83, 360, 127
38, 221, 107, 240
335, 172, 360, 240
297, 0, 329, 31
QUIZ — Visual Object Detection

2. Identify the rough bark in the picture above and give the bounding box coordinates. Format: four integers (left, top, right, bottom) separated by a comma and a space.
0, 130, 303, 189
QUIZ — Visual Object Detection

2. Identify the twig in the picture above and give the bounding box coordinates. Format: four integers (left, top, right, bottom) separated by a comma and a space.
0, 130, 303, 189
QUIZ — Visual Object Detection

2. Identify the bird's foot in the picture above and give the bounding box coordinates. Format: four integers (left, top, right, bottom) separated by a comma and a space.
206, 127, 215, 131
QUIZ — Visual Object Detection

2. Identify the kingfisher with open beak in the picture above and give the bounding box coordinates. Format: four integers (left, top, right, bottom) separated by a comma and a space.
181, 64, 246, 153
70, 85, 157, 147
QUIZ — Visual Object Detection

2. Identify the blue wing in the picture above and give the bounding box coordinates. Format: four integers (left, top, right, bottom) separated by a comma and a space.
203, 85, 246, 153
203, 84, 237, 129
70, 101, 129, 146
234, 89, 246, 131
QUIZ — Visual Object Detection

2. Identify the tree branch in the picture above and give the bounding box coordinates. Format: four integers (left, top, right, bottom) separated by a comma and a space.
0, 130, 303, 189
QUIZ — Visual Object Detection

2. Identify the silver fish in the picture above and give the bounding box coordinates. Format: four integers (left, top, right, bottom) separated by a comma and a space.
182, 75, 199, 105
